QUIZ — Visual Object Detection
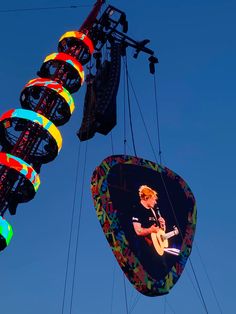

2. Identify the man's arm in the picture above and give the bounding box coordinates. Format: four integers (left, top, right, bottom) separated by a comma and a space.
133, 222, 160, 236
158, 217, 166, 232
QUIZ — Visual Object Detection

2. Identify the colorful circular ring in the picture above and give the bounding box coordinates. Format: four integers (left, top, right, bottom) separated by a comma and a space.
59, 31, 94, 55
23, 78, 75, 115
0, 152, 40, 192
0, 216, 13, 248
43, 52, 84, 84
0, 109, 62, 152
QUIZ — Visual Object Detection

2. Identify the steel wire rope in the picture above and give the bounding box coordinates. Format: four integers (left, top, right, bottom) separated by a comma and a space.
184, 264, 205, 304
126, 67, 209, 313
189, 258, 209, 314
164, 297, 167, 314
129, 293, 141, 314
123, 57, 127, 155
123, 274, 129, 314
110, 262, 116, 314
109, 76, 115, 314
123, 63, 162, 314
153, 73, 163, 164
0, 4, 91, 13
158, 173, 209, 314
128, 283, 138, 313
195, 242, 223, 313
61, 142, 81, 314
69, 141, 88, 314
127, 74, 159, 162
123, 57, 137, 157
110, 132, 115, 155
164, 298, 176, 314
122, 58, 134, 154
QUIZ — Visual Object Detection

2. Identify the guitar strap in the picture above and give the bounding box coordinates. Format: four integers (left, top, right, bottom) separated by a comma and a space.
150, 208, 158, 223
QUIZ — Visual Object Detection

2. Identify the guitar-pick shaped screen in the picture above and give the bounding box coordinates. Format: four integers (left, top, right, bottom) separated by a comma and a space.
91, 155, 196, 296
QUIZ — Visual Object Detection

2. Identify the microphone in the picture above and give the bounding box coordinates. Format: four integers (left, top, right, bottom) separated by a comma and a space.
153, 205, 161, 217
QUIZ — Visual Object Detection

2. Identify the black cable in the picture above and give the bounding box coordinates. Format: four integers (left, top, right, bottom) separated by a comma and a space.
127, 74, 159, 161
195, 242, 223, 313
153, 73, 162, 164
159, 172, 209, 313
125, 59, 208, 314
0, 4, 90, 13
123, 274, 129, 314
124, 57, 137, 157
129, 293, 141, 313
186, 265, 202, 299
165, 298, 176, 314
128, 285, 136, 313
189, 258, 209, 314
110, 262, 116, 314
163, 297, 167, 314
110, 132, 115, 155
69, 142, 88, 314
123, 58, 127, 155
61, 142, 81, 314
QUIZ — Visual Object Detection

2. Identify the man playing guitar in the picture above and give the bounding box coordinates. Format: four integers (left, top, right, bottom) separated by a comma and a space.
132, 185, 179, 256
132, 185, 166, 238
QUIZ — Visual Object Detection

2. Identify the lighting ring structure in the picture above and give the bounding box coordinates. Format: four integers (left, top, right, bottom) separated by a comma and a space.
0, 109, 62, 162
59, 31, 94, 54
38, 52, 85, 93
0, 152, 40, 192
20, 78, 75, 126
0, 216, 13, 251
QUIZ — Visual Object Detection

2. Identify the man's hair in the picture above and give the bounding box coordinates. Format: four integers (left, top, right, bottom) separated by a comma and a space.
138, 185, 158, 200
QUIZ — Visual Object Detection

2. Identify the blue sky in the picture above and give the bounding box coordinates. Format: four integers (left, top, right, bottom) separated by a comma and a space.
0, 0, 235, 313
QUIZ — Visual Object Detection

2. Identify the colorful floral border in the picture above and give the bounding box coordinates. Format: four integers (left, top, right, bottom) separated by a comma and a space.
91, 155, 197, 296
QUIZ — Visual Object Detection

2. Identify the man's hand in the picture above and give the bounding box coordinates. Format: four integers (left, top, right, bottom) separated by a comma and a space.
158, 217, 166, 231
149, 224, 160, 233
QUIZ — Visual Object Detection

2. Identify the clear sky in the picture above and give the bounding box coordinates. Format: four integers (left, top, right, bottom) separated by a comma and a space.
0, 0, 235, 313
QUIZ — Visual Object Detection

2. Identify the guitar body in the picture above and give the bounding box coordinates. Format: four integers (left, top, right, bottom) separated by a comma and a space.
151, 229, 168, 256
151, 226, 179, 256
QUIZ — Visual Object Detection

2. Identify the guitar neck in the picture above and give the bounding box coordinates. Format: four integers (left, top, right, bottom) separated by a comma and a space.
165, 230, 178, 240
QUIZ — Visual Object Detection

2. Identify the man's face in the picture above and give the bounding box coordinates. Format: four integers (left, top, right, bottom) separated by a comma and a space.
146, 195, 158, 209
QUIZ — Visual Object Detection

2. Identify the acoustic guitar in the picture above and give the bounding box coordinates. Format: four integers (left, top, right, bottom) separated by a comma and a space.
151, 226, 179, 256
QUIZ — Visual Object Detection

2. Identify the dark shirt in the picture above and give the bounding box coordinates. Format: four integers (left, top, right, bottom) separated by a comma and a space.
131, 203, 168, 280
132, 204, 160, 240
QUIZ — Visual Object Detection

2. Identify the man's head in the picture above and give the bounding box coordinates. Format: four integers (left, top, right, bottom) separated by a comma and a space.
138, 185, 158, 209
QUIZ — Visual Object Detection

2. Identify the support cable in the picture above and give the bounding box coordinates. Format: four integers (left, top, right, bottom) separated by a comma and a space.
128, 284, 137, 313
61, 142, 81, 314
126, 63, 209, 314
109, 99, 115, 314
165, 299, 176, 314
127, 74, 158, 161
129, 293, 141, 313
123, 274, 129, 314
153, 73, 162, 164
123, 57, 137, 157
0, 4, 91, 13
189, 259, 209, 314
163, 297, 167, 314
159, 172, 209, 314
185, 265, 204, 304
69, 142, 88, 314
110, 132, 115, 155
123, 58, 127, 155
109, 262, 116, 314
195, 243, 223, 313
